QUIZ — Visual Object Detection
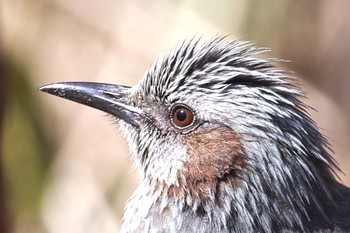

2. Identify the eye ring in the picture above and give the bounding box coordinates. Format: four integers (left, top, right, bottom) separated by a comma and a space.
170, 103, 196, 130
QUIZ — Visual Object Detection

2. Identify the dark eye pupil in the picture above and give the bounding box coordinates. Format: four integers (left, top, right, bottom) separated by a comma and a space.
171, 104, 195, 129
176, 109, 187, 121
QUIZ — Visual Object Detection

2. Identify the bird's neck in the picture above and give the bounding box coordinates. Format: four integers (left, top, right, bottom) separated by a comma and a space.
121, 180, 237, 233
121, 176, 349, 233
121, 149, 350, 233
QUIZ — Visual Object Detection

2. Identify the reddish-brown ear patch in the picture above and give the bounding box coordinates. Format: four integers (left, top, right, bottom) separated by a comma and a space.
167, 124, 246, 200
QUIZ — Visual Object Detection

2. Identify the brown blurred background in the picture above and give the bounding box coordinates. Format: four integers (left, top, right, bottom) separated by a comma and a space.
0, 0, 349, 232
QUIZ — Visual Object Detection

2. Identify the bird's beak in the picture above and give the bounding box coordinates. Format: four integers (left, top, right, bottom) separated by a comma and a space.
39, 82, 144, 127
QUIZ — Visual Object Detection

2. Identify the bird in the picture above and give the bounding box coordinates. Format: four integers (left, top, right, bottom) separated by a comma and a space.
39, 37, 350, 233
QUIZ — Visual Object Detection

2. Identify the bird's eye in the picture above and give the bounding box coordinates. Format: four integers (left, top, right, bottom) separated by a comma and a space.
170, 104, 195, 129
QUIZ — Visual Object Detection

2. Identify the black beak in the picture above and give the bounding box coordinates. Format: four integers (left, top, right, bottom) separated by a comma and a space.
39, 82, 144, 127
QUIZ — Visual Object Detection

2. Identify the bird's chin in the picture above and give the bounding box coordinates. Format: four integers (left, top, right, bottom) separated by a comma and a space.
117, 120, 141, 161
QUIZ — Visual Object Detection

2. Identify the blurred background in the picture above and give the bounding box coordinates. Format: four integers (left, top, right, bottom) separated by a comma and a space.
0, 0, 349, 232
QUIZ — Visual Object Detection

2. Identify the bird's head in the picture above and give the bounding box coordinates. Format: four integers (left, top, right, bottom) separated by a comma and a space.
40, 37, 340, 231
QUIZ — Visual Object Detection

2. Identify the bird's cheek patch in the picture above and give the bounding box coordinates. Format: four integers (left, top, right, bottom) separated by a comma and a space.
169, 125, 246, 199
